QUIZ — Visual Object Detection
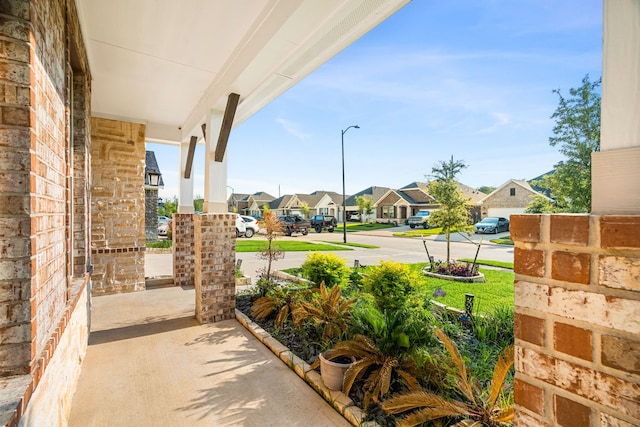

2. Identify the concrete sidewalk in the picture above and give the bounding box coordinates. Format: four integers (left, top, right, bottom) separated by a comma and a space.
68, 286, 349, 426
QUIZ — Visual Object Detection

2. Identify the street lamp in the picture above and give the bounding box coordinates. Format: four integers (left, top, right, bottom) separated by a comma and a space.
341, 125, 359, 243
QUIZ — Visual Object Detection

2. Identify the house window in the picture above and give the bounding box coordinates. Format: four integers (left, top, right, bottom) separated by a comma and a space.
381, 206, 395, 218
319, 207, 329, 215
510, 188, 516, 196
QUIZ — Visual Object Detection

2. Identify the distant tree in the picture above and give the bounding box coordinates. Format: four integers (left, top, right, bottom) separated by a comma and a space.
525, 194, 555, 214
430, 155, 468, 181
427, 156, 471, 268
355, 195, 373, 222
300, 202, 310, 219
257, 211, 285, 292
193, 196, 203, 212
477, 186, 496, 195
158, 196, 178, 217
537, 75, 601, 212
428, 180, 471, 266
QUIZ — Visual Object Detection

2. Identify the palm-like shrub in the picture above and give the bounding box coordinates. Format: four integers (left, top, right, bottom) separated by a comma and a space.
381, 328, 514, 427
300, 252, 350, 288
291, 281, 356, 344
252, 287, 308, 328
320, 306, 436, 408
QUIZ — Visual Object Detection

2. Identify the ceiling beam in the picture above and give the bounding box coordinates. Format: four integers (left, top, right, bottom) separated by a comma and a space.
183, 135, 198, 179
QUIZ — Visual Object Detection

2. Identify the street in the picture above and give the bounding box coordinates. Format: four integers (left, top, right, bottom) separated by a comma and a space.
145, 225, 514, 281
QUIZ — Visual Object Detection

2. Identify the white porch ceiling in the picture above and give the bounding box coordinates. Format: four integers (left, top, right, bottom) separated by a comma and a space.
75, 0, 411, 144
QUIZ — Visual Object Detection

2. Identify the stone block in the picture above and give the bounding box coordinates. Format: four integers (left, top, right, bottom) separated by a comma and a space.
554, 394, 591, 427
550, 215, 590, 246
551, 251, 591, 285
514, 247, 545, 277
599, 255, 640, 291
514, 378, 544, 415
553, 322, 592, 361
511, 214, 541, 243
515, 312, 545, 346
601, 216, 640, 249
601, 335, 640, 375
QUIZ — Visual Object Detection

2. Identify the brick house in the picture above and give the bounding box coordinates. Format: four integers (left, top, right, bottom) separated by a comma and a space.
479, 178, 551, 219
1, 1, 638, 426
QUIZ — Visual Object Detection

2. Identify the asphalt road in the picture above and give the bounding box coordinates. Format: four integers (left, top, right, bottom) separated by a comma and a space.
234, 224, 513, 281
145, 224, 513, 280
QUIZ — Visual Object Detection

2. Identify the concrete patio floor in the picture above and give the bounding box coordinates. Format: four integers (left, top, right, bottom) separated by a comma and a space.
68, 285, 350, 426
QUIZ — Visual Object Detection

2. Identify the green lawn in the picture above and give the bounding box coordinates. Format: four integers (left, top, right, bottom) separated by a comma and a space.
490, 236, 514, 245
392, 227, 470, 237
236, 240, 352, 252
334, 223, 396, 232
322, 241, 378, 249
457, 258, 514, 269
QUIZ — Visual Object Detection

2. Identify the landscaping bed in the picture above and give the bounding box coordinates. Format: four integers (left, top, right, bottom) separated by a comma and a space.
237, 253, 515, 426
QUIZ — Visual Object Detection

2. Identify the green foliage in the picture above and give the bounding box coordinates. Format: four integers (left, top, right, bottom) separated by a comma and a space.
193, 197, 203, 212
300, 201, 310, 218
525, 194, 555, 213
473, 306, 514, 348
158, 196, 178, 217
355, 195, 374, 222
146, 240, 172, 248
430, 155, 468, 181
252, 287, 307, 327
300, 252, 351, 288
363, 261, 420, 313
476, 185, 496, 195
428, 180, 472, 265
537, 75, 601, 213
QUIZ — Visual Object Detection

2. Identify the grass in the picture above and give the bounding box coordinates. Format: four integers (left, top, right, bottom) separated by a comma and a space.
490, 236, 514, 245
392, 227, 472, 237
146, 240, 172, 248
334, 222, 397, 232
457, 258, 514, 269
322, 241, 379, 249
236, 240, 352, 252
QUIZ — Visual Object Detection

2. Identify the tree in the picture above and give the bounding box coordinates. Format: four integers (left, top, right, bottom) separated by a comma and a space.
158, 196, 178, 217
428, 180, 471, 266
477, 186, 496, 195
525, 194, 555, 214
193, 196, 203, 212
430, 155, 467, 181
300, 202, 310, 219
426, 156, 471, 267
538, 75, 601, 212
257, 211, 285, 292
355, 195, 373, 223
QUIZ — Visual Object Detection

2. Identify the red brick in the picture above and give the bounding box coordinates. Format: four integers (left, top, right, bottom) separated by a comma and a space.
514, 247, 545, 277
602, 335, 640, 375
515, 312, 545, 346
511, 214, 541, 243
514, 378, 544, 415
550, 215, 590, 246
555, 395, 591, 427
554, 322, 592, 361
601, 216, 640, 249
552, 251, 590, 284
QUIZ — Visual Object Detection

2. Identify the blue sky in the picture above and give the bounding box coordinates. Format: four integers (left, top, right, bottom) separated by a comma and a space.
148, 0, 602, 201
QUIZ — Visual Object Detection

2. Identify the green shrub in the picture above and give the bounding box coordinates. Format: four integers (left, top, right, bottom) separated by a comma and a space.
363, 261, 420, 313
300, 253, 350, 288
146, 240, 172, 249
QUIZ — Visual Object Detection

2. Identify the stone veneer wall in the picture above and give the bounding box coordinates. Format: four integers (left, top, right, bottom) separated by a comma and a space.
173, 213, 195, 287
145, 188, 159, 241
90, 118, 146, 295
193, 214, 236, 323
511, 214, 640, 426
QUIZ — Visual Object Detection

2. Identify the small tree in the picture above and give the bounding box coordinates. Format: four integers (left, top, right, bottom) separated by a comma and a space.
427, 156, 471, 267
525, 194, 555, 213
257, 211, 285, 293
355, 195, 373, 223
300, 202, 310, 219
158, 196, 178, 217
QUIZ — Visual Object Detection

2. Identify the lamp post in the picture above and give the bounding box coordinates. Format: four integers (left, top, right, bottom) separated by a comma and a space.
341, 125, 359, 243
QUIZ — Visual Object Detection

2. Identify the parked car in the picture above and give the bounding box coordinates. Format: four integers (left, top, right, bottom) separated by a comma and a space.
241, 215, 259, 238
407, 210, 432, 229
158, 221, 170, 236
474, 217, 509, 234
310, 214, 337, 233
233, 214, 247, 237
279, 215, 310, 236
158, 215, 171, 224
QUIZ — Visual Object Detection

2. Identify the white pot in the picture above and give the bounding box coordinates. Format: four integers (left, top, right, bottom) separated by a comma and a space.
319, 352, 353, 391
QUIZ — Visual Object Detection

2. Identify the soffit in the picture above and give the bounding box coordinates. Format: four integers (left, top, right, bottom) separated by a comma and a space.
75, 0, 410, 143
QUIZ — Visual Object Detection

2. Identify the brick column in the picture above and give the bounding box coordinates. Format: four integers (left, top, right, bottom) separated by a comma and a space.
193, 213, 236, 323
511, 214, 640, 427
173, 213, 195, 287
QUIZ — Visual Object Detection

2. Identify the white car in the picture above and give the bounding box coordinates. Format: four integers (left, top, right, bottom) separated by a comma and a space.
234, 214, 246, 237
241, 216, 260, 238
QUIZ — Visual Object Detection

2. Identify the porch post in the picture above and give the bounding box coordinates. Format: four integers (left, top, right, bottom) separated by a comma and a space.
203, 111, 227, 213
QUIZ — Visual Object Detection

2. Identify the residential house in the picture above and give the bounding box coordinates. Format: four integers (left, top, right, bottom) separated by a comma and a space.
227, 193, 250, 213
344, 186, 392, 222
267, 192, 337, 218
244, 192, 276, 217
479, 179, 551, 219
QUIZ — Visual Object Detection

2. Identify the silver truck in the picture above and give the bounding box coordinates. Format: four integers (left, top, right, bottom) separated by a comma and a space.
407, 210, 431, 229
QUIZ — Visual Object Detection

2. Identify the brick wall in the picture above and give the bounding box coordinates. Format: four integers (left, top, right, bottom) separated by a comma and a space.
511, 214, 640, 426
480, 184, 536, 217
173, 213, 195, 287
194, 214, 236, 323
90, 118, 146, 295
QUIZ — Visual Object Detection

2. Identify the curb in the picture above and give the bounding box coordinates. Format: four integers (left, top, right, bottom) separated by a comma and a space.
235, 309, 378, 427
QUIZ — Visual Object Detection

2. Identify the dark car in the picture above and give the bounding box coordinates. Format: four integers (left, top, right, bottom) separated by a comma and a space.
474, 217, 509, 234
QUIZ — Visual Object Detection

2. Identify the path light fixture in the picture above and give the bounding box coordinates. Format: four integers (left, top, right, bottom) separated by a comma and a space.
341, 125, 359, 243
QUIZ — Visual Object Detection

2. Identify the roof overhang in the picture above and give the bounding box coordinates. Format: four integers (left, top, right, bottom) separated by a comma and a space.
75, 0, 411, 144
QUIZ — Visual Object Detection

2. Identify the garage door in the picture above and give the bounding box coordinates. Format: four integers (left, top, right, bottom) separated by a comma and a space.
487, 208, 525, 219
